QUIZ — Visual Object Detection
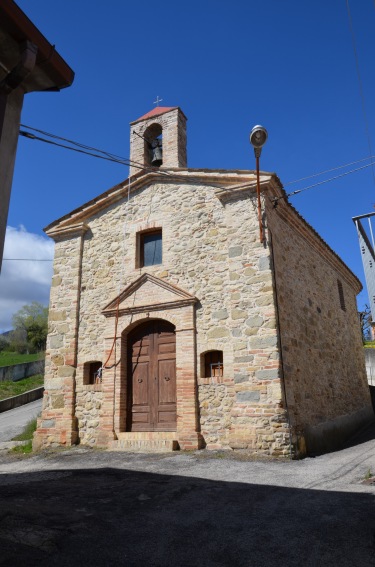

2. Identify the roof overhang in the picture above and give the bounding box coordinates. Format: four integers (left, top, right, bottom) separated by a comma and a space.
0, 0, 74, 93
44, 168, 276, 235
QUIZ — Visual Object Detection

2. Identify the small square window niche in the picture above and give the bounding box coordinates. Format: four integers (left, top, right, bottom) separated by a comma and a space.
140, 230, 162, 267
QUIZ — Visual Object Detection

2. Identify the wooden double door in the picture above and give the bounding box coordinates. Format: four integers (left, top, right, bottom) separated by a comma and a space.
127, 320, 176, 431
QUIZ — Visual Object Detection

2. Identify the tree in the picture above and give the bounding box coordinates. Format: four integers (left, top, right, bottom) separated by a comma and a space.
0, 335, 9, 352
11, 302, 48, 353
359, 304, 373, 344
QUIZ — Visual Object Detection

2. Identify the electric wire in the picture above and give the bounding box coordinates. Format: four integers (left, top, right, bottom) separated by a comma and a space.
272, 160, 375, 205
20, 128, 212, 186
346, 0, 375, 185
21, 123, 141, 167
20, 124, 224, 187
283, 155, 375, 186
19, 125, 375, 200
19, 131, 135, 168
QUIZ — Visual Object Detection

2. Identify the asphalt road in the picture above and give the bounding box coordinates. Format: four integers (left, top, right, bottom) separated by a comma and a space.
0, 424, 375, 566
0, 399, 42, 442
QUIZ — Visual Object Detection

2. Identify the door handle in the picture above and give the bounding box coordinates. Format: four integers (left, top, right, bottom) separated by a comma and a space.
164, 376, 170, 381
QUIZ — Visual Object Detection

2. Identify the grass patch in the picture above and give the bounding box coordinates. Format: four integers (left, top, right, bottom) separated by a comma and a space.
364, 341, 375, 349
0, 351, 44, 367
364, 468, 373, 480
0, 374, 44, 400
10, 417, 37, 455
12, 417, 37, 441
10, 440, 33, 454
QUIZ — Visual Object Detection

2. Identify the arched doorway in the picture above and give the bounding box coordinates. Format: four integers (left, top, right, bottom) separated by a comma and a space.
126, 320, 176, 432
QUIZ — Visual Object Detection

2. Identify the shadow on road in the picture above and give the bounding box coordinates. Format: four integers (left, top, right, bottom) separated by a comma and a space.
344, 419, 375, 450
0, 464, 375, 566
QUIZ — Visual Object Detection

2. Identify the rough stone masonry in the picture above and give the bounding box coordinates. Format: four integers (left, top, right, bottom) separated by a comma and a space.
33, 106, 374, 457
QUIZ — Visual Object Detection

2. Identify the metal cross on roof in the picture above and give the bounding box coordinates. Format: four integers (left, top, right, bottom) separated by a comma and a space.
153, 96, 163, 106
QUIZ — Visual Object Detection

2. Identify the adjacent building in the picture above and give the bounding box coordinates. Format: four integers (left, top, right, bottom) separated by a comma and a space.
0, 0, 74, 270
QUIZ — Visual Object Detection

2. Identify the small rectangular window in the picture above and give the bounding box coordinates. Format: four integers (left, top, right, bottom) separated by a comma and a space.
141, 230, 162, 267
337, 279, 346, 312
204, 351, 224, 378
83, 361, 102, 385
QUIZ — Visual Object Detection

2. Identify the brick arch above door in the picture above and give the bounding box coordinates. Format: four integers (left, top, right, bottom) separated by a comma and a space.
98, 276, 202, 450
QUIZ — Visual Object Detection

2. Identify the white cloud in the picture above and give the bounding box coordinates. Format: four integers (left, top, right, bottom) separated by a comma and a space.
0, 226, 54, 332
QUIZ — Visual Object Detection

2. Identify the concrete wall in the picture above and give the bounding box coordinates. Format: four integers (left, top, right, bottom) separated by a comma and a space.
267, 201, 374, 456
0, 360, 45, 383
0, 386, 44, 413
364, 349, 375, 386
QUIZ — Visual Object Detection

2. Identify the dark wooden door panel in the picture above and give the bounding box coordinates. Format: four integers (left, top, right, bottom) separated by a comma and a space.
132, 361, 149, 405
158, 342, 175, 355
158, 359, 176, 404
127, 320, 176, 432
156, 410, 177, 428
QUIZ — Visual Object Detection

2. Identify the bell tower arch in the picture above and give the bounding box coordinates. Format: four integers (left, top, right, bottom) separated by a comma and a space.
129, 106, 187, 176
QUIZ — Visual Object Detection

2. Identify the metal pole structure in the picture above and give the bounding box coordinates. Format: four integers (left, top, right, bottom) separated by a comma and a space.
250, 125, 268, 244
369, 217, 375, 253
256, 153, 263, 243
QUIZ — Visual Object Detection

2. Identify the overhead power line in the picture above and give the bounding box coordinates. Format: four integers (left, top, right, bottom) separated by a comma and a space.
19, 124, 224, 187
272, 160, 375, 206
19, 124, 375, 200
283, 155, 375, 187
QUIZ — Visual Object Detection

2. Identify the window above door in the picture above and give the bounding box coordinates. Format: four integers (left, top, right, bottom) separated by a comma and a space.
137, 229, 162, 268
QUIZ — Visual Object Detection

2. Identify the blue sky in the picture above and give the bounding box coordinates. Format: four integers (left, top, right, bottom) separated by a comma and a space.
1, 0, 375, 331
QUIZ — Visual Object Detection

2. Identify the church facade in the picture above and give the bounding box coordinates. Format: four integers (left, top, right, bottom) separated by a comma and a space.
33, 107, 373, 456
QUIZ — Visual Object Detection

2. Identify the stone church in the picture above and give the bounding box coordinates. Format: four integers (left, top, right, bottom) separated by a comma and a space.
33, 106, 373, 457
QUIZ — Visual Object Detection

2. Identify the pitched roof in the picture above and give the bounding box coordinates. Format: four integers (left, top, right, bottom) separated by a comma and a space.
130, 107, 178, 124
42, 167, 362, 294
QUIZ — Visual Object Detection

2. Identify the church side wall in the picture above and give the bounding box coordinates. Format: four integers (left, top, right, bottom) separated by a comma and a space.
267, 203, 374, 455
34, 233, 84, 449
37, 180, 290, 455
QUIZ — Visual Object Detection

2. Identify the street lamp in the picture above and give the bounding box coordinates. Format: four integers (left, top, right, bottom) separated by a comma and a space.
250, 125, 268, 243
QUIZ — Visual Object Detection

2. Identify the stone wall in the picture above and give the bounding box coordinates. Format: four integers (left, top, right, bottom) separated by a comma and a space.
36, 172, 291, 454
33, 228, 85, 450
75, 385, 102, 446
267, 200, 374, 455
198, 383, 234, 449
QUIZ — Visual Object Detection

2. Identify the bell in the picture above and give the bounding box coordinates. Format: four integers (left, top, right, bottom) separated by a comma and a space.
151, 141, 163, 166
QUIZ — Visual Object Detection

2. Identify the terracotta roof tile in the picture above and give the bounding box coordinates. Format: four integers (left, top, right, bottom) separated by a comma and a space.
131, 107, 177, 124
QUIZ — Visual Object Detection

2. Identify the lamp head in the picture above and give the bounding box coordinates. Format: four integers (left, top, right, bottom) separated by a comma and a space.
250, 125, 268, 149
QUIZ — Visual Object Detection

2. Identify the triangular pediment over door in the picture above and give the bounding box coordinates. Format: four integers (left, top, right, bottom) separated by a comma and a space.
102, 273, 197, 317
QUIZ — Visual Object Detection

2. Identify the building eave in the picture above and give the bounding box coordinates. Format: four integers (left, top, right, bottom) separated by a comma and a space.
43, 166, 362, 293
0, 0, 74, 92
44, 168, 273, 234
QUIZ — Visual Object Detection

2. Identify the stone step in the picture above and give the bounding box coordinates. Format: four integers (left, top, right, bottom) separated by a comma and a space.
109, 437, 179, 452
116, 431, 176, 441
